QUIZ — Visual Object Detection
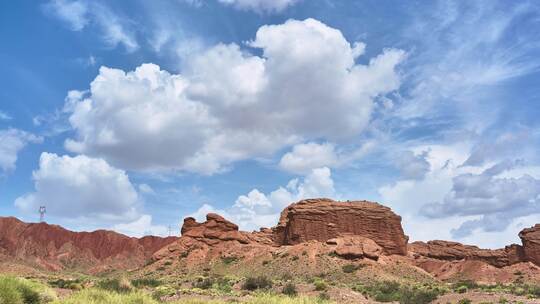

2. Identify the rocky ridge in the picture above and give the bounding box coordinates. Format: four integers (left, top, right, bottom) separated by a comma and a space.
2, 198, 540, 282
0, 216, 177, 273
151, 198, 540, 283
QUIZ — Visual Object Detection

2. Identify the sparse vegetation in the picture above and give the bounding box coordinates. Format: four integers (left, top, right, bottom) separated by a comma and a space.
282, 282, 297, 296
0, 276, 56, 304
96, 277, 132, 293
313, 279, 328, 291
220, 256, 238, 265
131, 278, 162, 288
242, 276, 273, 291
341, 264, 359, 273
353, 280, 443, 304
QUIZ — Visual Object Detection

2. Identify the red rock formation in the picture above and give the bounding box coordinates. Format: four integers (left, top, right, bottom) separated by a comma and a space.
409, 240, 525, 268
0, 217, 177, 273
272, 198, 408, 255
327, 235, 382, 260
181, 213, 250, 244
519, 224, 540, 266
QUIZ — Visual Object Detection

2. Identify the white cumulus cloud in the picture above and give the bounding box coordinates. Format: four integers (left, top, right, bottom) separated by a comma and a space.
0, 129, 42, 174
63, 19, 404, 175
15, 153, 140, 223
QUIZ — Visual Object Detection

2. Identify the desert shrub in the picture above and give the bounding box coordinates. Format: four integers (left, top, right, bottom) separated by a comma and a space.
192, 277, 214, 290
131, 278, 161, 288
151, 286, 176, 300
291, 256, 299, 261
456, 285, 468, 294
318, 291, 330, 301
221, 256, 238, 265
96, 278, 132, 293
282, 283, 297, 296
242, 276, 272, 291
453, 280, 478, 291
398, 286, 439, 304
262, 260, 270, 266
341, 264, 359, 273
214, 277, 233, 293
313, 279, 328, 291
48, 279, 82, 291
163, 261, 173, 266
458, 299, 472, 304
498, 297, 509, 304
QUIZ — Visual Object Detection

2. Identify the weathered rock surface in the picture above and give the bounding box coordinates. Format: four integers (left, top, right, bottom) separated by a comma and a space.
520, 224, 540, 266
272, 198, 408, 255
0, 217, 177, 273
181, 213, 250, 244
327, 235, 382, 260
409, 240, 525, 268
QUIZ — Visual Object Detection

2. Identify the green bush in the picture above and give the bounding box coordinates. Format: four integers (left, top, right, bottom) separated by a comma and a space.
96, 278, 132, 293
399, 286, 439, 304
313, 279, 328, 291
221, 256, 238, 265
282, 283, 297, 296
242, 276, 272, 291
0, 276, 56, 304
192, 277, 213, 290
341, 264, 359, 273
131, 278, 161, 288
456, 285, 468, 294
318, 292, 330, 301
458, 299, 472, 304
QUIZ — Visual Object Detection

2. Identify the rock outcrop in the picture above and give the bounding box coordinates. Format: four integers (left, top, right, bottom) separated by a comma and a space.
409, 240, 525, 268
0, 217, 177, 273
181, 213, 250, 244
272, 198, 408, 255
327, 235, 382, 260
520, 224, 540, 266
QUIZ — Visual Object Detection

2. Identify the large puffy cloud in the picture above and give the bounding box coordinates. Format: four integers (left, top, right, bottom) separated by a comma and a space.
217, 0, 299, 13
0, 129, 42, 173
64, 19, 405, 175
14, 153, 140, 222
190, 167, 335, 230
422, 160, 540, 238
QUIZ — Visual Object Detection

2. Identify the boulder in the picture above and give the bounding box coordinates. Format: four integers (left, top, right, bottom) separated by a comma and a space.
519, 224, 540, 266
328, 235, 382, 260
272, 198, 408, 255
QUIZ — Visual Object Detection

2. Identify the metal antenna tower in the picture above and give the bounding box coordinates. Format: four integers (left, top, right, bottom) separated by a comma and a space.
38, 206, 46, 223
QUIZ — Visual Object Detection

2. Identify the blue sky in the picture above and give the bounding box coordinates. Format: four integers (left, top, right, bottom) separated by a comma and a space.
1, 0, 540, 248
